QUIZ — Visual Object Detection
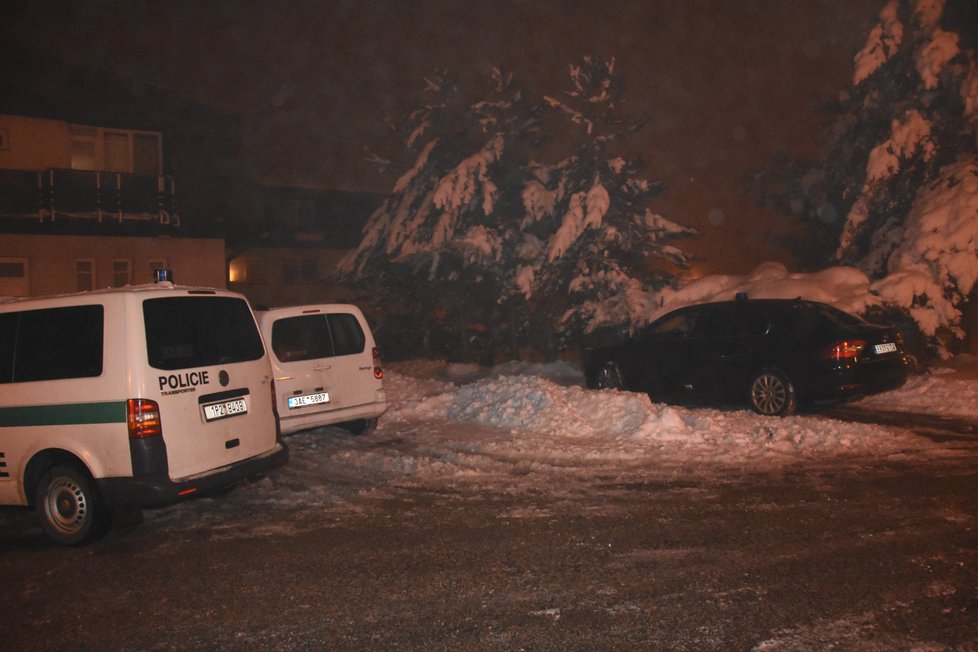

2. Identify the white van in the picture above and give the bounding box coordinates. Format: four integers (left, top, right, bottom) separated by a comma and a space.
257, 304, 387, 436
0, 281, 288, 545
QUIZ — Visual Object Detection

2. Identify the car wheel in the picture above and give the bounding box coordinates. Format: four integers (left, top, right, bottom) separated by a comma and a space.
595, 362, 624, 389
34, 464, 106, 546
749, 370, 797, 416
342, 418, 378, 436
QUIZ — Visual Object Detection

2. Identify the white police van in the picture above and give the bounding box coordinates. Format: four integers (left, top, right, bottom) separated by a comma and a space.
0, 274, 287, 545
257, 304, 387, 436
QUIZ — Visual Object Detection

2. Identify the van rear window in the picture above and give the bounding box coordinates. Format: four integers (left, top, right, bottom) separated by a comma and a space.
143, 297, 265, 370
0, 305, 104, 383
271, 313, 366, 363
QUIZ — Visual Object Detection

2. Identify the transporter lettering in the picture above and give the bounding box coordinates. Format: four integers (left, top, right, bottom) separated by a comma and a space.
158, 370, 210, 391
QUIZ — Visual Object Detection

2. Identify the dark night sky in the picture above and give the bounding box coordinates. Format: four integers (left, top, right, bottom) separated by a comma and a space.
4, 0, 884, 273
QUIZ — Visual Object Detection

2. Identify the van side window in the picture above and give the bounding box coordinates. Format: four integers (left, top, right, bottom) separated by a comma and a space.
143, 297, 265, 370
271, 315, 333, 363
0, 306, 104, 383
327, 314, 366, 356
0, 313, 17, 383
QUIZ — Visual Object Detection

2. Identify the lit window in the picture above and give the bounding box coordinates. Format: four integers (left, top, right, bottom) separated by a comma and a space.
228, 258, 247, 283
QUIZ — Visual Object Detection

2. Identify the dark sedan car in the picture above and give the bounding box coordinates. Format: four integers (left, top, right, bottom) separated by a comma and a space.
584, 297, 911, 416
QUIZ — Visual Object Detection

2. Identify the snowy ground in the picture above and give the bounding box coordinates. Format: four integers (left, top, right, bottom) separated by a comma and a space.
161, 355, 978, 537
6, 357, 978, 650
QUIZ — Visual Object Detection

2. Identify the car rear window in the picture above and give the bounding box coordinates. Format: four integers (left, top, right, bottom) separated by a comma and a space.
143, 296, 265, 370
271, 313, 366, 363
0, 305, 104, 383
794, 302, 866, 328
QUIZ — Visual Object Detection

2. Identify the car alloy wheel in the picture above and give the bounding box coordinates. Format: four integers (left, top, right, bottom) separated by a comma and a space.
750, 370, 796, 416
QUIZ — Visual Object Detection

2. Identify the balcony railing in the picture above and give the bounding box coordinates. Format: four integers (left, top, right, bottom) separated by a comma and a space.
0, 168, 180, 226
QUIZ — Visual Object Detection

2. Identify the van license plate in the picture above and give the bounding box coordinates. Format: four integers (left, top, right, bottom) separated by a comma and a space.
288, 392, 330, 409
203, 398, 248, 421
874, 342, 897, 354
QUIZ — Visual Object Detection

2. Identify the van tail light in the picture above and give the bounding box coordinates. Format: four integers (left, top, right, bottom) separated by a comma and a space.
127, 399, 162, 439
373, 346, 383, 380
821, 339, 866, 361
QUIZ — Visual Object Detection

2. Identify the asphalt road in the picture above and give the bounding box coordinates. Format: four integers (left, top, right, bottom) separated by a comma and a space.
2, 413, 977, 650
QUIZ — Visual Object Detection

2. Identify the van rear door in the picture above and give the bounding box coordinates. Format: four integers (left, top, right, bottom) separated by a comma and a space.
263, 306, 378, 418
139, 293, 277, 480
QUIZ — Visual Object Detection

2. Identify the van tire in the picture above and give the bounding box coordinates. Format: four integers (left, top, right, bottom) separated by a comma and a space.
34, 465, 107, 546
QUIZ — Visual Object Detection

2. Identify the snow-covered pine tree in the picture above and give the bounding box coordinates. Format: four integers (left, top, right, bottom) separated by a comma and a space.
514, 55, 696, 348
339, 58, 696, 360
338, 68, 539, 359
755, 0, 978, 354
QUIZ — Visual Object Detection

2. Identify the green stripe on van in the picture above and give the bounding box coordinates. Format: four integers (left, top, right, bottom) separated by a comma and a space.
0, 401, 127, 427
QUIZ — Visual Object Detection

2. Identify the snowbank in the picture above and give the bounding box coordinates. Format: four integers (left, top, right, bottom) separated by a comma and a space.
656, 261, 878, 321
377, 360, 945, 477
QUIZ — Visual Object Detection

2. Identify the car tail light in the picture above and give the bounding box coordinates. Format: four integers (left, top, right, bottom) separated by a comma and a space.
821, 339, 866, 360
373, 346, 383, 380
127, 399, 162, 439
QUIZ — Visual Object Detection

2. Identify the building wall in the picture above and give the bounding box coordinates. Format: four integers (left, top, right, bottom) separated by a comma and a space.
228, 247, 363, 309
0, 114, 71, 170
0, 233, 226, 297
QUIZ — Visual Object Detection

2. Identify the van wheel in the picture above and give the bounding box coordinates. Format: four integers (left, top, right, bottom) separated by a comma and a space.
34, 465, 106, 546
749, 370, 797, 417
342, 418, 377, 436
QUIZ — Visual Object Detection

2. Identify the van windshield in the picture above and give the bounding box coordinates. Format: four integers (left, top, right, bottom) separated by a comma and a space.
143, 296, 265, 370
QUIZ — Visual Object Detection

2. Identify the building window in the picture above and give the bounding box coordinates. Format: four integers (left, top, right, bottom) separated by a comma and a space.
75, 259, 95, 292
69, 124, 162, 176
147, 259, 168, 283
112, 260, 132, 287
0, 259, 26, 279
0, 257, 29, 297
228, 258, 247, 284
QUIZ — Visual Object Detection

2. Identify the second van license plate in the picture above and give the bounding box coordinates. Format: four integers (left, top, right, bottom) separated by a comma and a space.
203, 398, 248, 421
288, 392, 330, 409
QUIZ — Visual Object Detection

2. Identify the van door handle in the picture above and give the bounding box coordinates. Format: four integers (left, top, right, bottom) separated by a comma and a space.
314, 365, 332, 371
275, 375, 294, 381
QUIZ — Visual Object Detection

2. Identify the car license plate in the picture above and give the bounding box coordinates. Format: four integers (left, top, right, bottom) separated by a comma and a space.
288, 392, 330, 409
203, 398, 248, 421
874, 342, 897, 354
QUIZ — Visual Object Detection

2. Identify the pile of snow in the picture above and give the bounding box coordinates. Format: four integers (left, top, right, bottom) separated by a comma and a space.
655, 261, 878, 321
360, 361, 952, 477
857, 355, 978, 418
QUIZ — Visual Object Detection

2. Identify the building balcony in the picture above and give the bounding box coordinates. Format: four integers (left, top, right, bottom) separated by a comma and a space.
0, 168, 180, 227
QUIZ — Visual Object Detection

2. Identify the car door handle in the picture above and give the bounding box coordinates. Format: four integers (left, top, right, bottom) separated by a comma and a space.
314, 365, 332, 371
